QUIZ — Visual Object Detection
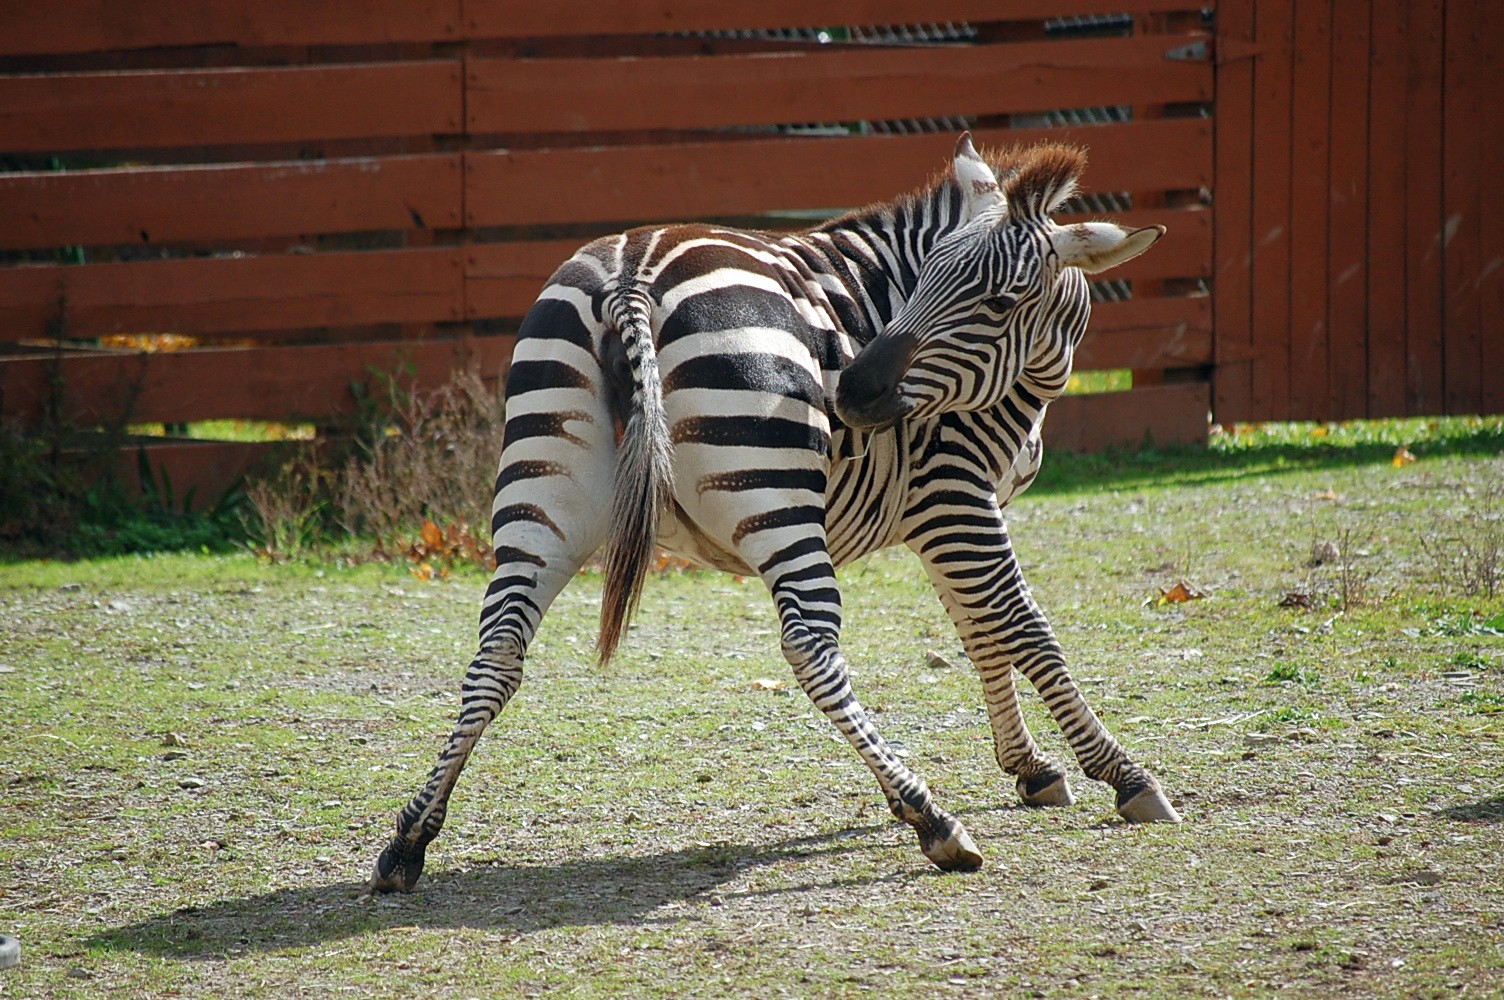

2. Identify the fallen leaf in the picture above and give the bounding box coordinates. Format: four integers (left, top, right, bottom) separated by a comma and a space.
420, 519, 443, 550
1279, 591, 1314, 609
1392, 446, 1417, 467
749, 677, 786, 691
1157, 581, 1205, 605
1312, 489, 1340, 501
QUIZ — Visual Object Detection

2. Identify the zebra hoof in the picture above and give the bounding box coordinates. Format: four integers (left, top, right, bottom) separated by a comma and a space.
1116, 786, 1182, 824
1017, 772, 1076, 807
920, 822, 984, 873
370, 837, 427, 893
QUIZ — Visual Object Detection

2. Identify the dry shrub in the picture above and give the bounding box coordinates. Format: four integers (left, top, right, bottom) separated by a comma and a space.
244, 449, 328, 559
333, 369, 503, 556
1419, 480, 1504, 599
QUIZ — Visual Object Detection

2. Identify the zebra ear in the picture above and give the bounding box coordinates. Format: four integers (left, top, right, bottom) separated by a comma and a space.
1052, 222, 1165, 275
953, 132, 1003, 220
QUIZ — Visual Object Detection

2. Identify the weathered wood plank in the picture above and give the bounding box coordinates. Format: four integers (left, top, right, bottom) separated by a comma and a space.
1326, 0, 1372, 421
464, 120, 1213, 227
1287, 0, 1333, 420
1045, 381, 1209, 452
0, 61, 463, 152
0, 155, 462, 250
472, 0, 1214, 39
0, 1, 463, 56
0, 337, 510, 426
1441, 0, 1482, 416
1403, 0, 1445, 415
0, 248, 466, 341
1209, 0, 1255, 423
1365, 0, 1409, 417
466, 35, 1212, 134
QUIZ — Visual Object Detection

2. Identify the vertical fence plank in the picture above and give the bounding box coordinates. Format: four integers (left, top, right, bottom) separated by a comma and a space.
1470, 1, 1504, 417
1248, 0, 1295, 418
1212, 0, 1257, 423
1365, 0, 1408, 417
1326, 0, 1371, 421
1403, 0, 1446, 415
1441, 0, 1482, 416
1288, 0, 1334, 420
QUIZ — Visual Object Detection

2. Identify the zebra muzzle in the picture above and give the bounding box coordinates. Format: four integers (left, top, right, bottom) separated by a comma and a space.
836, 333, 916, 429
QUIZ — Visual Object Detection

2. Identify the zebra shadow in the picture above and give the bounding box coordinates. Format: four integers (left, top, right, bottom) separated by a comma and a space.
90, 821, 936, 959
1440, 794, 1504, 824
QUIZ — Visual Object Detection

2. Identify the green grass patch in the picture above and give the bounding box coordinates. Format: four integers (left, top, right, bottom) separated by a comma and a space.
2, 419, 1502, 997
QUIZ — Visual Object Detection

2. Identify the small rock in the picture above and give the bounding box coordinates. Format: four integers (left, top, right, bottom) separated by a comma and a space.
179, 778, 206, 790
1397, 869, 1443, 886
58, 582, 83, 591
0, 934, 18, 969
161, 750, 190, 761
162, 733, 188, 747
925, 651, 958, 671
0, 665, 14, 674
1244, 732, 1280, 748
1087, 877, 1113, 891
1310, 540, 1341, 566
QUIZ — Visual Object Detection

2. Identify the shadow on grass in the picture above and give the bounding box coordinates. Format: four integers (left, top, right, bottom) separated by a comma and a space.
91, 822, 935, 958
1440, 795, 1504, 824
1033, 423, 1504, 497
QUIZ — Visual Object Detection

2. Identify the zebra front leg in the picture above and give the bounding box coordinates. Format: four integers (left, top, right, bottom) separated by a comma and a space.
1004, 628, 1181, 823
911, 505, 1178, 824
773, 591, 982, 872
929, 582, 1075, 808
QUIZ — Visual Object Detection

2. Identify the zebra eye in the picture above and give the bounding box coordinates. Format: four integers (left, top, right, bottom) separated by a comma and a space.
982, 292, 1016, 313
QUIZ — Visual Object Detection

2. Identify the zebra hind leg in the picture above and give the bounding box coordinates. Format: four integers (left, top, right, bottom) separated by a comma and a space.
775, 602, 982, 872
369, 633, 525, 893
370, 540, 603, 892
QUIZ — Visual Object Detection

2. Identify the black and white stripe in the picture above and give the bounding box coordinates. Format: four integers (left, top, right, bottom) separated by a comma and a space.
371, 134, 1177, 892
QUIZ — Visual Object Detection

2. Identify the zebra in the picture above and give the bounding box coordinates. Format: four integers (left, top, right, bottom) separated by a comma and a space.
370, 133, 1179, 893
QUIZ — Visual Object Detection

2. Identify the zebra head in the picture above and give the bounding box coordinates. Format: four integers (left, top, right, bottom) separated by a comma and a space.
835, 134, 1164, 430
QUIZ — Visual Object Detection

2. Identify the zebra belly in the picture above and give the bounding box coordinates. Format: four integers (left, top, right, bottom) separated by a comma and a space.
656, 501, 756, 576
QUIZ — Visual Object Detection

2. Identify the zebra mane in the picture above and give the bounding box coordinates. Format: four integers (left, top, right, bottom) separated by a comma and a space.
1000, 143, 1087, 221
810, 140, 1088, 238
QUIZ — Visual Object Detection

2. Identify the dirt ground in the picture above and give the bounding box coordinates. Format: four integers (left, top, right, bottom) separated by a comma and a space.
1, 446, 1501, 997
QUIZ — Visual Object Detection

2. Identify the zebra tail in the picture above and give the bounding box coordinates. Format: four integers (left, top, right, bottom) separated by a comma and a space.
598, 293, 673, 665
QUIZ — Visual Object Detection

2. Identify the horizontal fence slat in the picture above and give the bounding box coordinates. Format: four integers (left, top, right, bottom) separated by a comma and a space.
0, 337, 509, 426
0, 61, 463, 152
467, 35, 1212, 134
0, 155, 463, 250
464, 241, 586, 321
1077, 297, 1212, 370
1046, 381, 1209, 452
0, 2, 1210, 55
0, 248, 466, 341
0, 1, 463, 56
465, 120, 1212, 227
477, 1, 1213, 39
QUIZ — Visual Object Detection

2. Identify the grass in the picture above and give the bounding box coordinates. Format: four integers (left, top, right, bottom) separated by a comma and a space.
1, 420, 1502, 997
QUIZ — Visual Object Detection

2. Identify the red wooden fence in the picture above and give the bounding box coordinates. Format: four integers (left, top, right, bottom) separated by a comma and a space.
1213, 0, 1503, 422
14, 1, 1489, 504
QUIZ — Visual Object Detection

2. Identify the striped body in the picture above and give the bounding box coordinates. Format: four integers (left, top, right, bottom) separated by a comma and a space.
371, 137, 1178, 893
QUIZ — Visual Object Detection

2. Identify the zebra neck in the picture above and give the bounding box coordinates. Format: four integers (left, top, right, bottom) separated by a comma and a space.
803, 179, 967, 343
